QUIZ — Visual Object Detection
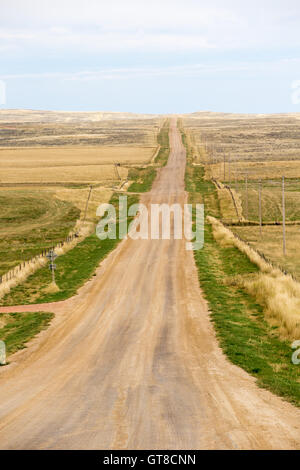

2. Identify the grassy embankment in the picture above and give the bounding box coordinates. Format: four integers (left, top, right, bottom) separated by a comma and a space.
127, 120, 170, 192
180, 124, 300, 407
0, 193, 139, 306
0, 191, 138, 358
0, 311, 54, 359
0, 191, 80, 276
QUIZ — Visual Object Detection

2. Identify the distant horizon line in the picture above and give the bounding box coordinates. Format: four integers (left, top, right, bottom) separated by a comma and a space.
0, 108, 300, 117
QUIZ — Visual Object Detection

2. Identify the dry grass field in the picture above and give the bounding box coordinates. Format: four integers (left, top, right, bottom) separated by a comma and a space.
0, 109, 161, 123
0, 112, 161, 148
0, 111, 162, 185
0, 112, 161, 184
183, 111, 300, 282
237, 179, 300, 223
209, 160, 300, 182
183, 111, 300, 164
0, 147, 156, 166
215, 179, 300, 223
0, 189, 80, 276
231, 224, 300, 282
55, 186, 113, 221
209, 216, 300, 340
0, 160, 128, 184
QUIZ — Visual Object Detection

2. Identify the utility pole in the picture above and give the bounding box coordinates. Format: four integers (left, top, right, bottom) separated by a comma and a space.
114, 163, 121, 181
46, 249, 57, 284
223, 154, 226, 182
228, 153, 231, 187
245, 173, 249, 220
259, 180, 262, 236
83, 185, 93, 224
282, 175, 286, 256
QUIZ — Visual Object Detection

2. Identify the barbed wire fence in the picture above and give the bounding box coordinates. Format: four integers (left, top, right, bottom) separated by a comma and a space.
0, 231, 79, 285
0, 184, 95, 286
202, 138, 299, 258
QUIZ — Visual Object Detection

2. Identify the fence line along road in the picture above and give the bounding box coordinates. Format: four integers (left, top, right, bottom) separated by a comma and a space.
0, 232, 79, 286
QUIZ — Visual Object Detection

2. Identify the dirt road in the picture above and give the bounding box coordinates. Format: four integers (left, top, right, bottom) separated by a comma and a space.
0, 120, 299, 449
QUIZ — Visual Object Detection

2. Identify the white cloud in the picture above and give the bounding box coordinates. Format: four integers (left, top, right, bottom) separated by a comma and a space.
0, 0, 300, 55
1, 59, 297, 82
0, 30, 35, 40
0, 0, 239, 31
0, 28, 215, 53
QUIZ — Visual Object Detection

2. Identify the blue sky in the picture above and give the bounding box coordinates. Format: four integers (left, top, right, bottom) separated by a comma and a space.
0, 0, 300, 113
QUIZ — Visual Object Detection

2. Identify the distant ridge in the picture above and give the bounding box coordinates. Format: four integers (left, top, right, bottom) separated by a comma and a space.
0, 109, 161, 123
0, 109, 299, 123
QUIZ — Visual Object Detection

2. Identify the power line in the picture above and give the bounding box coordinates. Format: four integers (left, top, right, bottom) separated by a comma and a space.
83, 185, 93, 224
259, 179, 262, 236
282, 176, 286, 256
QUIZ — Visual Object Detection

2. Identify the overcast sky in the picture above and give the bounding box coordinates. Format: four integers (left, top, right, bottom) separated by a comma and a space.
0, 0, 300, 113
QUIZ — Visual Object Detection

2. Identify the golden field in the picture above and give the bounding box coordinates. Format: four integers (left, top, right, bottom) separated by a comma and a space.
208, 160, 300, 182
0, 112, 161, 185
0, 163, 129, 184
232, 224, 300, 281
0, 147, 156, 167
0, 144, 156, 184
55, 186, 113, 221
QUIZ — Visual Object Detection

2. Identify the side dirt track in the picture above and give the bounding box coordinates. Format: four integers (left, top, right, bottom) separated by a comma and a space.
0, 119, 299, 450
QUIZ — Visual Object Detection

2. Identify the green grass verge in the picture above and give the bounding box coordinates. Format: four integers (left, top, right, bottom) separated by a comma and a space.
0, 193, 139, 306
181, 124, 300, 407
155, 120, 170, 166
127, 120, 170, 193
0, 311, 54, 356
127, 167, 157, 192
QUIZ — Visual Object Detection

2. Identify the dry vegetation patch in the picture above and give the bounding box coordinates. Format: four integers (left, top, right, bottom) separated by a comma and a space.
209, 216, 300, 340
55, 187, 113, 222
0, 163, 128, 184
0, 146, 155, 167
210, 160, 300, 182
232, 224, 300, 281
183, 112, 300, 164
